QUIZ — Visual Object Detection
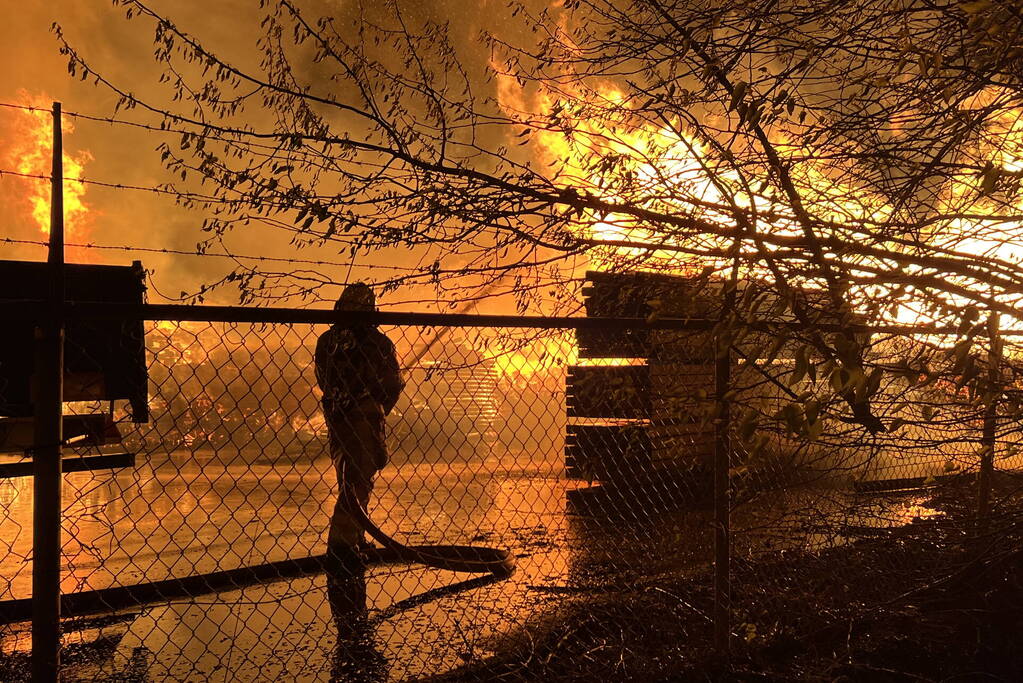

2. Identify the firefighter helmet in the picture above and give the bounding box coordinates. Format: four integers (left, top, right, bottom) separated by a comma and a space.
335, 282, 376, 312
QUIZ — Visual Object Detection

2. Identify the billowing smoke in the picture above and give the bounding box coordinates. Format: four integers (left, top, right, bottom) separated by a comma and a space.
0, 1, 555, 311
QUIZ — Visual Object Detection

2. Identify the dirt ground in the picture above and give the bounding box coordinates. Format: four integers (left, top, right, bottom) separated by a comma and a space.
426, 484, 1023, 682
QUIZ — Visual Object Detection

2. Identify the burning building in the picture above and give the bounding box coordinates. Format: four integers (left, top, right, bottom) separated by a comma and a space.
391, 342, 499, 457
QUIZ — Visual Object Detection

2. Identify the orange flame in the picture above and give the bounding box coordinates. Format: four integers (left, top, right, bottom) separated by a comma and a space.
1, 92, 93, 243
491, 63, 781, 275
492, 63, 1023, 330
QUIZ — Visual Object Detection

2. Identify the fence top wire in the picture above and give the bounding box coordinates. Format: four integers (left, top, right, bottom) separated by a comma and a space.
3, 299, 1023, 336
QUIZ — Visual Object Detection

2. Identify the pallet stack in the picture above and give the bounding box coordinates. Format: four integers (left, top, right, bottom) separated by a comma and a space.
565, 270, 850, 515
566, 271, 719, 515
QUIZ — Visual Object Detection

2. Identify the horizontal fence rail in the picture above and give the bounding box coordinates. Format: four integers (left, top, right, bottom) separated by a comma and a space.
6, 299, 1023, 335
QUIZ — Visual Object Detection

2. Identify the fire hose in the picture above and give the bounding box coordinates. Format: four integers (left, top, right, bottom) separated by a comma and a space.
341, 469, 516, 577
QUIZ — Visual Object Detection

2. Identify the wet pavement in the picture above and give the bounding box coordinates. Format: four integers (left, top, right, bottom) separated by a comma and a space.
0, 448, 605, 680
0, 445, 965, 681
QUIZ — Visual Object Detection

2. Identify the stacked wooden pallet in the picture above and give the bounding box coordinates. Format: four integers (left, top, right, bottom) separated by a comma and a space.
565, 270, 859, 515
566, 271, 722, 515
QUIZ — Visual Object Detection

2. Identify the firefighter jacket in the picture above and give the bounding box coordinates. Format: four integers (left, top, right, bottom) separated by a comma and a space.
314, 324, 404, 423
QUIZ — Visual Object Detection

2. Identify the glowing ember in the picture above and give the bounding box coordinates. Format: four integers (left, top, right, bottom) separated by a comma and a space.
1, 91, 93, 243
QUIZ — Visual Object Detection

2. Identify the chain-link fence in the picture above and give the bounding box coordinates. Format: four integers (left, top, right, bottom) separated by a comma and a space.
2, 298, 1023, 681
719, 325, 1023, 681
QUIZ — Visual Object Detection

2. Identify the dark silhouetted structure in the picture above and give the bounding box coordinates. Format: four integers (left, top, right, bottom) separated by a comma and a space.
0, 259, 148, 422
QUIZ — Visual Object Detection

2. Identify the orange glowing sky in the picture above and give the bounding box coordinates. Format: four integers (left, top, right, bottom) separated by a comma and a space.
0, 2, 552, 313
0, 3, 212, 291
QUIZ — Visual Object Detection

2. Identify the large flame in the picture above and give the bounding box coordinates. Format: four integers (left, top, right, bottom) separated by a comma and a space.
493, 63, 1023, 331
492, 65, 824, 277
1, 92, 93, 244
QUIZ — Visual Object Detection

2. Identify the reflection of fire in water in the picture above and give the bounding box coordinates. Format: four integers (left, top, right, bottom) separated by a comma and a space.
893, 495, 943, 525
0, 92, 93, 243
0, 477, 24, 508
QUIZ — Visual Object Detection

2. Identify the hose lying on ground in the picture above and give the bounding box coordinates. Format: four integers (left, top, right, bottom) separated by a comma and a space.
342, 483, 516, 578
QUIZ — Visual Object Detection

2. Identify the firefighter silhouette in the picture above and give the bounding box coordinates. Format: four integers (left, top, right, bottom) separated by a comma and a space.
315, 283, 404, 570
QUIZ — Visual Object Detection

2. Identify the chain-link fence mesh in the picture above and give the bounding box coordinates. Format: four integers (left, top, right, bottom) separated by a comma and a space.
720, 328, 1023, 681
2, 304, 1023, 681
2, 317, 588, 681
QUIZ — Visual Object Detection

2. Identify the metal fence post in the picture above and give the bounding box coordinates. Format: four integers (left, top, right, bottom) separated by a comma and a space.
31, 101, 65, 683
713, 334, 731, 656
977, 312, 1001, 536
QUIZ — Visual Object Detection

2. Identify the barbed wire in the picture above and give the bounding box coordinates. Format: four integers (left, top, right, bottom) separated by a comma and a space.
0, 237, 432, 272
0, 237, 582, 311
0, 100, 365, 164
0, 102, 48, 113
0, 166, 225, 201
